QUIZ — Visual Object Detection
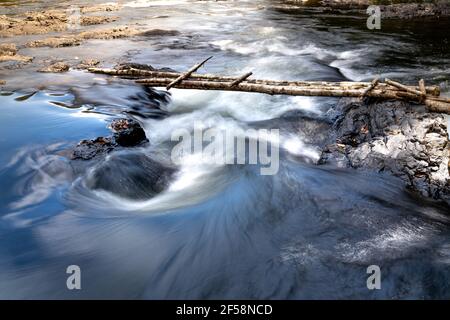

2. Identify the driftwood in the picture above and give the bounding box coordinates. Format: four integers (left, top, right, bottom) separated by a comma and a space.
362, 77, 380, 96
88, 67, 441, 96
88, 59, 450, 114
229, 71, 253, 87
385, 78, 425, 99
166, 56, 212, 90
419, 79, 427, 96
133, 78, 450, 114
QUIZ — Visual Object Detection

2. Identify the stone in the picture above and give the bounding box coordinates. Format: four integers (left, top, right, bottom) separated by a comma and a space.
280, 1, 450, 19
38, 62, 70, 73
0, 43, 33, 62
84, 152, 175, 199
70, 118, 148, 160
110, 118, 148, 147
76, 59, 100, 70
319, 98, 450, 203
71, 137, 114, 160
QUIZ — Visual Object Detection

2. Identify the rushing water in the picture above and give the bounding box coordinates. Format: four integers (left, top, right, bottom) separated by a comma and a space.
1, 0, 450, 299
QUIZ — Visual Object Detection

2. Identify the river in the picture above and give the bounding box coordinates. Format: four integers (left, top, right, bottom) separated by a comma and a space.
0, 0, 449, 299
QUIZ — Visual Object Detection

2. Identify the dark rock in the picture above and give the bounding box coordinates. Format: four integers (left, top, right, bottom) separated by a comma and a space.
76, 59, 100, 70
70, 118, 148, 160
279, 1, 450, 19
380, 1, 450, 20
110, 118, 148, 147
139, 29, 180, 37
319, 98, 450, 203
115, 62, 177, 73
67, 119, 171, 200
116, 62, 156, 71
85, 152, 175, 200
71, 137, 114, 160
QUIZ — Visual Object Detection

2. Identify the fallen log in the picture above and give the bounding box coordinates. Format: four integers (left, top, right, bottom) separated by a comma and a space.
229, 71, 253, 87
166, 56, 212, 90
87, 61, 450, 114
88, 67, 441, 96
386, 78, 425, 99
134, 78, 450, 114
419, 79, 427, 96
362, 77, 379, 97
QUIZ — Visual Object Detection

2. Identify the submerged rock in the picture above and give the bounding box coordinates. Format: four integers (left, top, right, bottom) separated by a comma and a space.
115, 62, 177, 73
0, 7, 121, 37
38, 62, 70, 73
79, 16, 118, 26
85, 152, 175, 200
27, 37, 82, 48
0, 43, 17, 56
320, 98, 450, 203
78, 26, 140, 40
26, 27, 140, 48
0, 43, 33, 63
80, 3, 121, 14
139, 29, 180, 37
76, 59, 100, 70
0, 10, 68, 37
69, 119, 169, 200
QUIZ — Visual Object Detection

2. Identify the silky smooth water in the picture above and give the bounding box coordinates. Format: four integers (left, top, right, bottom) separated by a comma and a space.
0, 0, 449, 299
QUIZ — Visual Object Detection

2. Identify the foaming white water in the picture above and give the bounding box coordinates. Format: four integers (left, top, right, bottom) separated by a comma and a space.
329, 48, 373, 81
85, 113, 321, 214
282, 135, 321, 161
212, 39, 365, 64
212, 39, 311, 56
155, 88, 319, 123
212, 35, 375, 84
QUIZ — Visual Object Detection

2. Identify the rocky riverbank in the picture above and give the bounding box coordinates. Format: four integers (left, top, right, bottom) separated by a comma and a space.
0, 3, 180, 87
280, 0, 450, 19
320, 97, 450, 203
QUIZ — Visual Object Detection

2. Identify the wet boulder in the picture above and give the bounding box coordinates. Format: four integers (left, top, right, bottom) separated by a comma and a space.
71, 137, 114, 160
0, 43, 33, 63
70, 118, 148, 160
115, 62, 177, 73
110, 118, 148, 147
320, 98, 450, 203
85, 152, 175, 200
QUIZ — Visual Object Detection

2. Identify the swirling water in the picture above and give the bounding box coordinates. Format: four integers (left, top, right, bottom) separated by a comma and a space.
0, 0, 450, 299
